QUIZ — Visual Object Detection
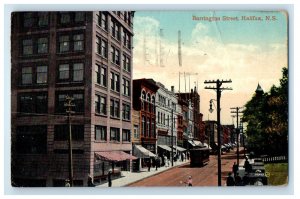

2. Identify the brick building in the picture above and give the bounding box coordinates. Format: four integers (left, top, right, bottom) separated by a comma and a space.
131, 79, 158, 170
11, 11, 135, 187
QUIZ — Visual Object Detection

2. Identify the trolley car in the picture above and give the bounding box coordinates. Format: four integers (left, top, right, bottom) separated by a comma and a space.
190, 147, 210, 167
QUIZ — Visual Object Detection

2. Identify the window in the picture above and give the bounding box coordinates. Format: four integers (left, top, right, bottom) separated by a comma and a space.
73, 34, 84, 51
110, 127, 120, 142
23, 13, 34, 28
56, 92, 84, 113
59, 35, 70, 52
158, 111, 160, 124
111, 46, 120, 65
95, 94, 106, 115
59, 12, 85, 25
122, 103, 130, 120
96, 36, 108, 58
19, 93, 48, 114
122, 78, 130, 96
73, 63, 84, 81
21, 67, 32, 84
110, 71, 120, 92
147, 118, 150, 137
54, 125, 84, 141
95, 125, 107, 141
75, 12, 85, 22
58, 33, 84, 53
133, 125, 139, 139
151, 96, 155, 113
97, 12, 108, 30
111, 20, 120, 40
22, 39, 33, 55
110, 98, 120, 118
151, 119, 155, 137
122, 54, 131, 72
58, 62, 84, 82
60, 12, 71, 24
142, 116, 146, 137
38, 12, 49, 27
59, 64, 69, 80
16, 126, 47, 154
123, 30, 131, 49
37, 37, 48, 54
36, 65, 48, 84
95, 64, 107, 86
122, 129, 130, 142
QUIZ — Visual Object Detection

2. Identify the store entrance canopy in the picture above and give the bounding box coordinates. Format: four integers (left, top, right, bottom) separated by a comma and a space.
158, 145, 172, 152
95, 151, 137, 162
133, 145, 156, 158
172, 145, 187, 152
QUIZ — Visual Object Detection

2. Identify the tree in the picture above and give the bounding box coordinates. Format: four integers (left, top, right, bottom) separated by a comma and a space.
243, 67, 288, 155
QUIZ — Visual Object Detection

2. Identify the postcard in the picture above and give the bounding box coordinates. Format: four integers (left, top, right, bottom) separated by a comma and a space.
10, 10, 288, 188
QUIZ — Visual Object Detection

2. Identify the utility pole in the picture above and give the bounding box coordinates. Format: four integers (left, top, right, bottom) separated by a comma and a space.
171, 109, 174, 167
230, 107, 243, 166
204, 79, 232, 186
64, 95, 75, 187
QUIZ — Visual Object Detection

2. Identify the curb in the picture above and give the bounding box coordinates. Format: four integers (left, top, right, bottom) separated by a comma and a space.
125, 162, 190, 187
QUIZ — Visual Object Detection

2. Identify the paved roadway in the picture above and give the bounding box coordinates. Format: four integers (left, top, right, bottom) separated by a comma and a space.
127, 148, 244, 187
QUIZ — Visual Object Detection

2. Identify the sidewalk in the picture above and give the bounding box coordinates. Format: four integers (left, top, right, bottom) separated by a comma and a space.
96, 159, 190, 187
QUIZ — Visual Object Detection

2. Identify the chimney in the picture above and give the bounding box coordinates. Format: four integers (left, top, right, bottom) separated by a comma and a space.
171, 86, 174, 93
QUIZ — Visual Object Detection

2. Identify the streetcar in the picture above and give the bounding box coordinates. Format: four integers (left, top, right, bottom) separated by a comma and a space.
189, 147, 210, 167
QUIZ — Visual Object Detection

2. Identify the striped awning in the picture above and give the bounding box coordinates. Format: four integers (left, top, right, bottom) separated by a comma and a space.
173, 145, 187, 152
95, 151, 137, 162
133, 145, 156, 158
158, 145, 172, 152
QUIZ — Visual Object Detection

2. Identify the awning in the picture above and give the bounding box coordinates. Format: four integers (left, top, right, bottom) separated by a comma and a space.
193, 140, 204, 147
172, 145, 187, 152
203, 143, 212, 150
158, 145, 172, 152
188, 140, 196, 147
133, 145, 156, 158
95, 151, 137, 162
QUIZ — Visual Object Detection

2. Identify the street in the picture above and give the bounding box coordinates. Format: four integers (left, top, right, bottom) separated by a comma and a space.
127, 148, 244, 187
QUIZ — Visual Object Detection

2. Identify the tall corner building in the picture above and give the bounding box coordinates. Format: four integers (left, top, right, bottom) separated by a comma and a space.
11, 11, 134, 187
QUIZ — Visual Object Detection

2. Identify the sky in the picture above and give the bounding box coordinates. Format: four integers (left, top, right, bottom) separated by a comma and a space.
132, 10, 288, 125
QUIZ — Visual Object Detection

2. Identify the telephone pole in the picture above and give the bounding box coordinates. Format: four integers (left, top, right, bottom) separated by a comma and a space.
230, 107, 243, 166
64, 95, 75, 187
204, 79, 232, 186
171, 109, 174, 167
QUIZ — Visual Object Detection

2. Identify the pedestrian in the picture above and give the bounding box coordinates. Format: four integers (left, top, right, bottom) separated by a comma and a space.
234, 173, 242, 186
65, 179, 70, 187
232, 162, 238, 177
244, 157, 251, 173
147, 159, 151, 172
181, 153, 184, 162
164, 155, 168, 167
87, 174, 96, 187
187, 152, 190, 160
185, 176, 193, 186
108, 171, 112, 187
226, 172, 235, 186
155, 157, 159, 171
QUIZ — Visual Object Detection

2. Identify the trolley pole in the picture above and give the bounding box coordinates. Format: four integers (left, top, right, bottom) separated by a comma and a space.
204, 79, 232, 186
65, 95, 75, 187
171, 109, 174, 167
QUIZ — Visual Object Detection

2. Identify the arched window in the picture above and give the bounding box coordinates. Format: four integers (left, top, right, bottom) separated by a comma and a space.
141, 91, 146, 110
147, 93, 151, 112
151, 96, 155, 113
